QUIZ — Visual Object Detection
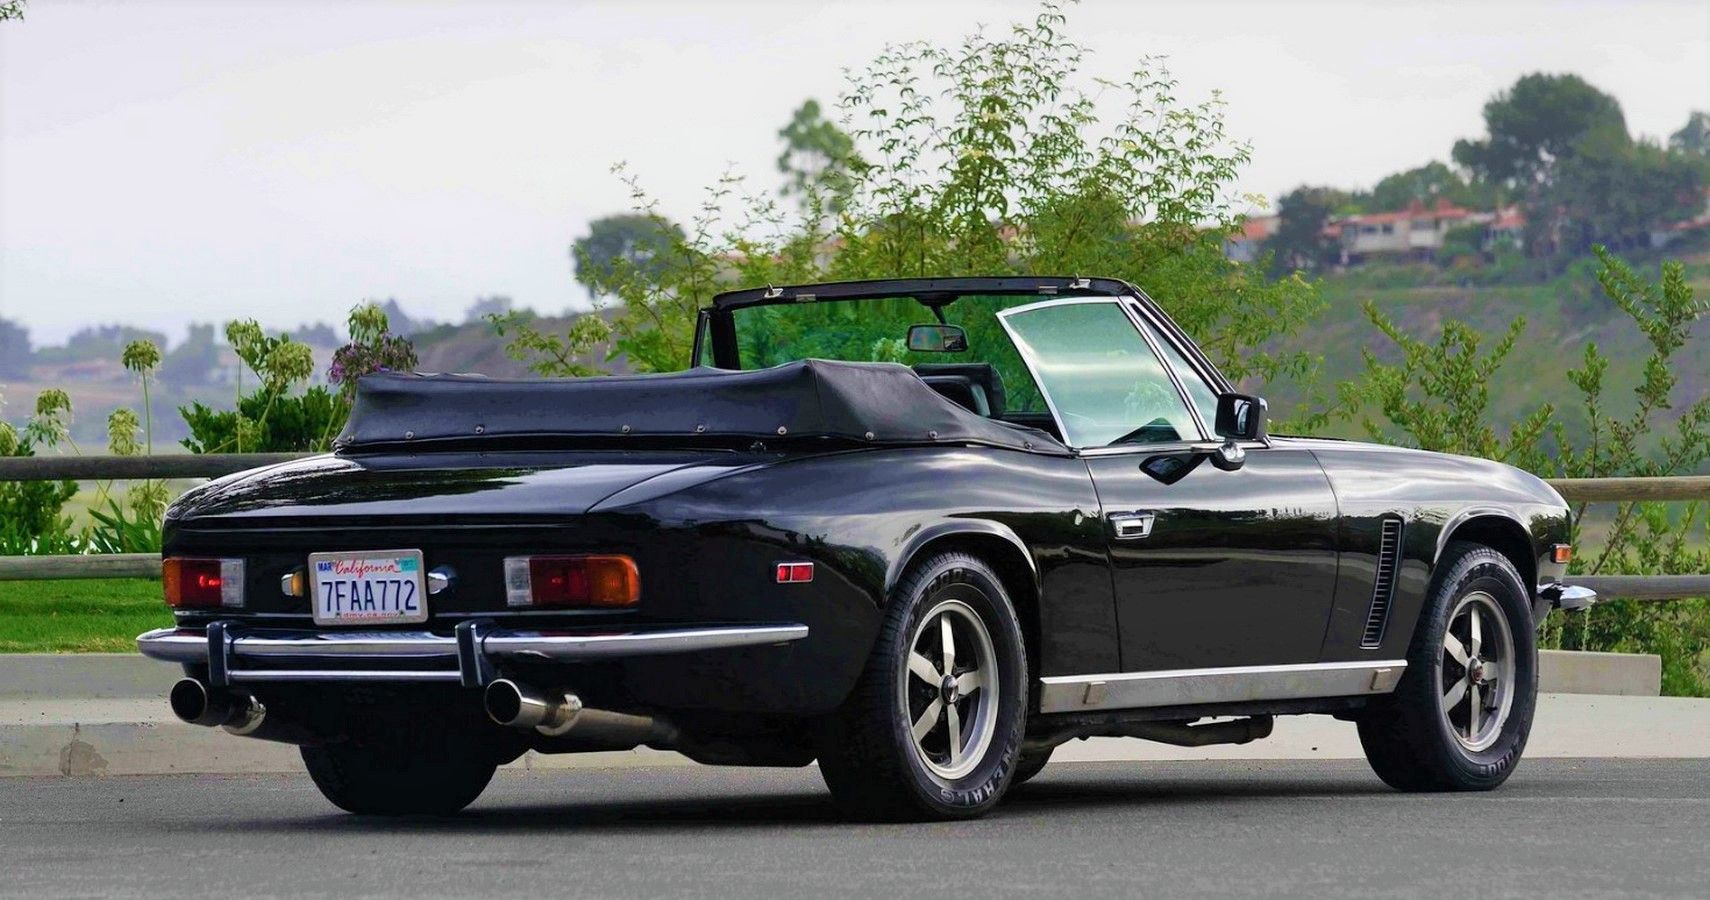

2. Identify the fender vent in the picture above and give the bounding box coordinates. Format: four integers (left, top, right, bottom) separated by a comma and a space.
1361, 518, 1404, 649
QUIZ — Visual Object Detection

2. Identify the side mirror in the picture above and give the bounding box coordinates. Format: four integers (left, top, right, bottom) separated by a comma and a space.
1214, 393, 1267, 441
1211, 393, 1266, 471
906, 324, 968, 353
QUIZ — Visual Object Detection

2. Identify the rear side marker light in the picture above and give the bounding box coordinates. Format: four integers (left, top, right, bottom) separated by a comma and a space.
503, 555, 640, 608
163, 557, 245, 609
776, 562, 814, 583
1551, 544, 1573, 565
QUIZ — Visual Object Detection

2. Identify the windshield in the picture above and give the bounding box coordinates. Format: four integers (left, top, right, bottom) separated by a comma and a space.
722, 294, 1050, 413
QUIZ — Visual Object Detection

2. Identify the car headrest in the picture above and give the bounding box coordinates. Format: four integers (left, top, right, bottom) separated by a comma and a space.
912, 363, 1006, 417
920, 375, 992, 418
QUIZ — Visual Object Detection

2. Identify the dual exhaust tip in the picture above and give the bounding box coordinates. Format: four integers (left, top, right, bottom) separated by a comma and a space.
169, 676, 673, 749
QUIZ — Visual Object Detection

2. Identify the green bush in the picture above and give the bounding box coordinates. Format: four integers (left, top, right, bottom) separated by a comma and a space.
0, 389, 78, 555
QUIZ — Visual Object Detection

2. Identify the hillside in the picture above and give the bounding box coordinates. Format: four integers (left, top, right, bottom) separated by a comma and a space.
1266, 250, 1710, 460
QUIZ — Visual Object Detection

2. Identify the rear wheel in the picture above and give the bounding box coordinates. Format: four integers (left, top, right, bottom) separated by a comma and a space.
818, 552, 1028, 820
1357, 541, 1537, 791
302, 731, 499, 816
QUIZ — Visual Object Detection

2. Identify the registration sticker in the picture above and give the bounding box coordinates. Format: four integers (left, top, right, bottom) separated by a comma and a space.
308, 550, 428, 626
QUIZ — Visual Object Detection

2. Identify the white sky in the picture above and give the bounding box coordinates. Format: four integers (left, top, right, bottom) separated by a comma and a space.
2, 0, 1707, 347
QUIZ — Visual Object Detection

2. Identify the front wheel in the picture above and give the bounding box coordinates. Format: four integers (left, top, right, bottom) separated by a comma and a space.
818, 552, 1028, 821
302, 732, 499, 816
1357, 541, 1537, 791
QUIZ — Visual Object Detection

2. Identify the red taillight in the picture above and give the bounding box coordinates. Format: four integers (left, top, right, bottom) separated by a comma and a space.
776, 562, 814, 583
163, 557, 244, 609
503, 555, 639, 608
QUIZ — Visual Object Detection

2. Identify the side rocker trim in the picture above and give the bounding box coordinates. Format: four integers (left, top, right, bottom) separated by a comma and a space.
1038, 659, 1408, 714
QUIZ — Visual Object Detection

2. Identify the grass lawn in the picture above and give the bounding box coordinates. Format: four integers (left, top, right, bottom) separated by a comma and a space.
0, 578, 171, 653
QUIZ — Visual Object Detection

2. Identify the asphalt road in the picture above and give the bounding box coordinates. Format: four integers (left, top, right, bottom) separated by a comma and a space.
3, 758, 1707, 899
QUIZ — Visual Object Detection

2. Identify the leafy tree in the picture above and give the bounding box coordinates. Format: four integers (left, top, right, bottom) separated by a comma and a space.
1264, 186, 1346, 275
570, 213, 686, 300
0, 317, 30, 378
1358, 161, 1494, 212
1547, 133, 1704, 254
1452, 73, 1627, 190
776, 99, 864, 212
1670, 111, 1710, 158
0, 1, 23, 22
1453, 74, 1703, 267
511, 2, 1320, 389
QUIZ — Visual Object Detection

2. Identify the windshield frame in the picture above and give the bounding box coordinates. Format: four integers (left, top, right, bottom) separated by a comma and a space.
693, 277, 1237, 441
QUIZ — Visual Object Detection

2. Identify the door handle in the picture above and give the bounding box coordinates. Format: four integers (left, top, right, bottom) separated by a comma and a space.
1109, 512, 1155, 540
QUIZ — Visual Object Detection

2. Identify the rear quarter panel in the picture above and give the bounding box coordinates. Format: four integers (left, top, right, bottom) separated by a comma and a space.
620, 445, 1112, 711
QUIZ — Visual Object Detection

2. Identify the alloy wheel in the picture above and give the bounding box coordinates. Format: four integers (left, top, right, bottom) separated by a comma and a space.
899, 594, 1000, 780
1440, 590, 1516, 752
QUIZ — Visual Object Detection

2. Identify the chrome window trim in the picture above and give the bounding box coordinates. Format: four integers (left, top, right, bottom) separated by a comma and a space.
1125, 289, 1237, 395
1038, 659, 1408, 714
1114, 300, 1214, 442
995, 296, 1207, 450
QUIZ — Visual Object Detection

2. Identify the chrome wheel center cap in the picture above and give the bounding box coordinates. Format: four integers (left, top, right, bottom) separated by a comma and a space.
1468, 659, 1488, 685
941, 675, 961, 704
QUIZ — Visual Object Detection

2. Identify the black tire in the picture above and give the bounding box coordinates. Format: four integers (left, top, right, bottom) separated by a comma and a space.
818, 551, 1028, 821
1009, 747, 1054, 788
1357, 540, 1537, 791
301, 732, 498, 816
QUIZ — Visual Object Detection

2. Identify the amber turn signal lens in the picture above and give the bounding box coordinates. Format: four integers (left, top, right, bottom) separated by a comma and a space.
1551, 544, 1573, 565
507, 554, 640, 608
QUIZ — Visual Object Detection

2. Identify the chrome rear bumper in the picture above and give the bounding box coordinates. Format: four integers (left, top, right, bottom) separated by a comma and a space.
137, 620, 809, 688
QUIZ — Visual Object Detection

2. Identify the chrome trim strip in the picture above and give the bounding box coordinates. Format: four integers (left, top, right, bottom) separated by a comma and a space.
1037, 659, 1409, 714
137, 623, 811, 672
234, 631, 456, 658
483, 625, 810, 659
227, 669, 462, 683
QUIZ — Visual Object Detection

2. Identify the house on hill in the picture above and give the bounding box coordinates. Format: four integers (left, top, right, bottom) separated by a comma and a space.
1330, 198, 1493, 264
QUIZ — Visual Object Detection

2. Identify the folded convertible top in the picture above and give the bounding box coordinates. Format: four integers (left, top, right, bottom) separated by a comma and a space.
335, 360, 1067, 455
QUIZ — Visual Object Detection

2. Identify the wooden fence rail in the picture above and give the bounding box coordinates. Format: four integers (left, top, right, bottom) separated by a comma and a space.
1, 455, 1707, 600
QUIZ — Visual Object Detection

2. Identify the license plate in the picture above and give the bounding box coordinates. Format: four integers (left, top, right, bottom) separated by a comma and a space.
309, 550, 428, 626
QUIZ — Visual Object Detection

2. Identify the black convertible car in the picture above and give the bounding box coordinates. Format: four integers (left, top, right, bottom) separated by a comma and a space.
139, 276, 1594, 819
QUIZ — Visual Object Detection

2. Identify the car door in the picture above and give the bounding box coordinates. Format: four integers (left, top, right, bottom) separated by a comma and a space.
998, 297, 1341, 674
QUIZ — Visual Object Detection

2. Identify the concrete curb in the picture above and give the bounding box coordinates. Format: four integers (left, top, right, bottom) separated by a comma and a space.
0, 649, 1675, 777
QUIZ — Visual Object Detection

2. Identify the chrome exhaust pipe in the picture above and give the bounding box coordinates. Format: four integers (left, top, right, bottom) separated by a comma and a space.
484, 679, 578, 732
168, 678, 319, 745
170, 677, 241, 727
484, 679, 678, 746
